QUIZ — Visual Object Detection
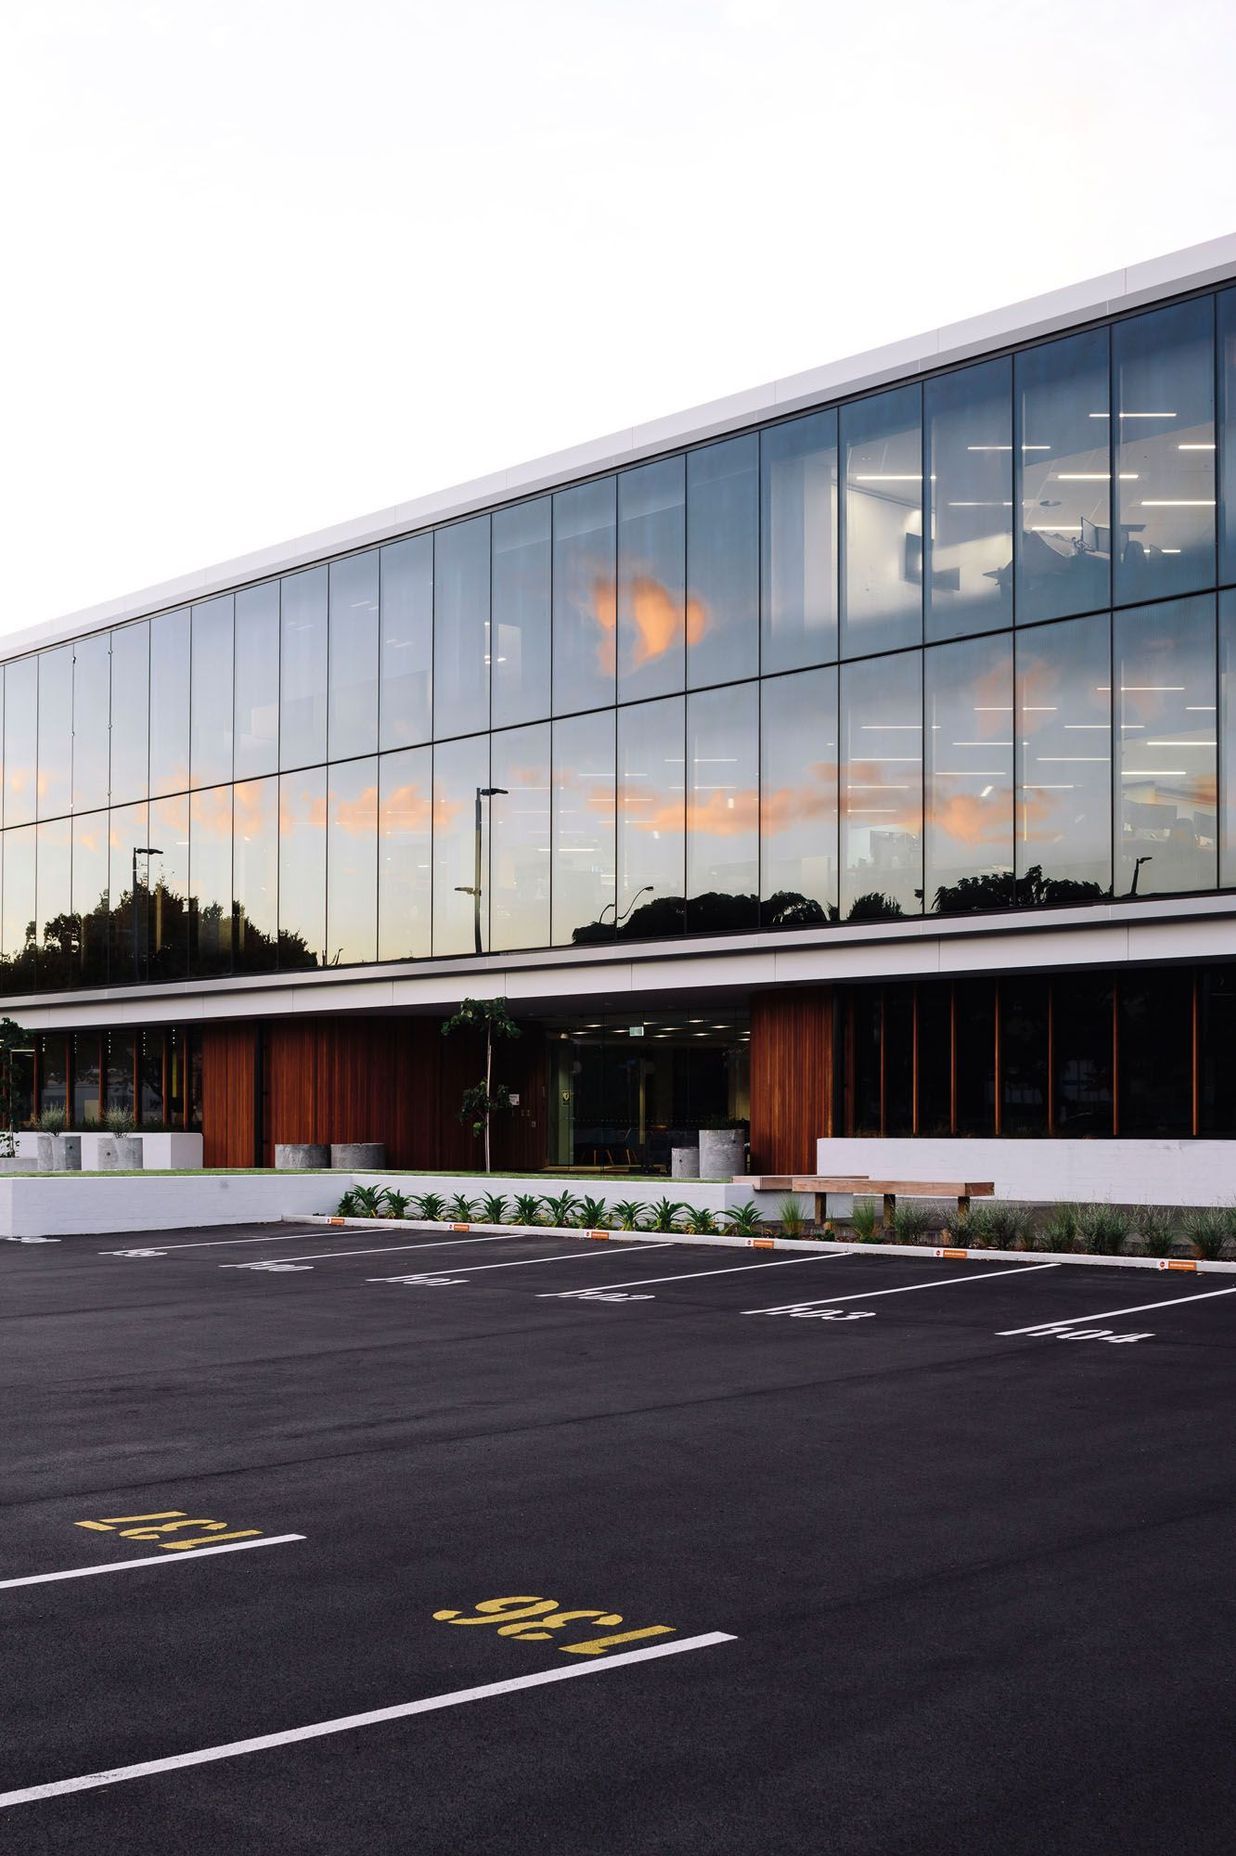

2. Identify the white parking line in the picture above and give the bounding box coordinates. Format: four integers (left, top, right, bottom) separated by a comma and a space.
368, 1241, 675, 1283
744, 1261, 1062, 1315
998, 1283, 1236, 1336
0, 1534, 305, 1591
537, 1251, 855, 1298
220, 1233, 528, 1269
100, 1229, 335, 1255
0, 1630, 736, 1809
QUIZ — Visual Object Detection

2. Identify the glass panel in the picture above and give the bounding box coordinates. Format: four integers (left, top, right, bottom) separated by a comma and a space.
432, 733, 490, 955
107, 801, 151, 983
1114, 297, 1216, 604
551, 709, 615, 945
1221, 590, 1236, 888
233, 777, 279, 973
1053, 972, 1113, 1133
280, 566, 328, 770
327, 757, 377, 966
106, 1030, 136, 1120
148, 793, 189, 982
840, 650, 922, 920
1118, 971, 1192, 1136
189, 596, 234, 790
189, 786, 233, 977
924, 632, 1014, 914
841, 385, 923, 657
760, 666, 838, 926
110, 621, 149, 806
37, 646, 73, 820
1015, 612, 1111, 902
954, 977, 996, 1135
492, 500, 551, 728
149, 607, 190, 797
328, 550, 379, 760
618, 458, 685, 703
5, 656, 37, 827
234, 581, 279, 780
35, 817, 71, 991
377, 746, 432, 961
39, 1034, 68, 1119
925, 357, 1012, 641
1220, 288, 1236, 589
688, 436, 758, 687
433, 517, 490, 737
1199, 968, 1236, 1134
139, 1029, 164, 1124
617, 697, 684, 938
760, 410, 838, 675
380, 535, 433, 751
490, 724, 550, 951
278, 768, 326, 968
73, 1031, 101, 1127
687, 681, 758, 932
1000, 975, 1049, 1136
553, 477, 616, 715
71, 810, 109, 987
1114, 594, 1216, 897
72, 632, 111, 813
1015, 327, 1111, 625
884, 984, 914, 1135
917, 983, 953, 1135
845, 989, 882, 1134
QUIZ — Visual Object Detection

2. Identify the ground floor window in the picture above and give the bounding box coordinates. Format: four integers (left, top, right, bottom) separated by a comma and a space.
20, 1026, 201, 1130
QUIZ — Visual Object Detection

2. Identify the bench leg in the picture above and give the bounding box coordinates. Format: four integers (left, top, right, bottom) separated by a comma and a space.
882, 1192, 896, 1231
956, 1195, 971, 1227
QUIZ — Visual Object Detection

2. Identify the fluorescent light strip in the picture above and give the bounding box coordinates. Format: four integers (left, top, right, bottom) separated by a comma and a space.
1139, 499, 1214, 507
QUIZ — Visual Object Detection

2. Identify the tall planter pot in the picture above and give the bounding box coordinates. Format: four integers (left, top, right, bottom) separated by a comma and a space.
698, 1128, 745, 1179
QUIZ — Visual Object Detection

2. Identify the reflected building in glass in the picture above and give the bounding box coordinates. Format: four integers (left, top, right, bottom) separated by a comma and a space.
7, 237, 1236, 1192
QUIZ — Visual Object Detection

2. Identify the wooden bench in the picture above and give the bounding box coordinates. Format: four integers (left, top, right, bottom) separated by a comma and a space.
790, 1176, 994, 1227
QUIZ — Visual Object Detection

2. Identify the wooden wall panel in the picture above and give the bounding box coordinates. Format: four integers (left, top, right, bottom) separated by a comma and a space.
200, 1024, 259, 1167
749, 988, 834, 1173
257, 1015, 547, 1171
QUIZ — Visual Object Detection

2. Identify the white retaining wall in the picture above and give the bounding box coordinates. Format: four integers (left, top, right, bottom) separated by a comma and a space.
0, 1171, 337, 1238
817, 1136, 1236, 1207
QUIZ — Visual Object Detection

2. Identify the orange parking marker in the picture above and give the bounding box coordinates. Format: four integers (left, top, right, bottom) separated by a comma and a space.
1161, 1258, 1198, 1272
589, 1231, 609, 1242
451, 1223, 470, 1232
750, 1238, 775, 1251
936, 1247, 968, 1260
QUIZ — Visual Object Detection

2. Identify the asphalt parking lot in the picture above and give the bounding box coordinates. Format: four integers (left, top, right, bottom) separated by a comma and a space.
4, 1222, 1236, 1854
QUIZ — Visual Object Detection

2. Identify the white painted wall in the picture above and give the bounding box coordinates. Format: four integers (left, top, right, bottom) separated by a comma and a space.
817, 1136, 1236, 1207
0, 1171, 338, 1238
11, 1130, 203, 1170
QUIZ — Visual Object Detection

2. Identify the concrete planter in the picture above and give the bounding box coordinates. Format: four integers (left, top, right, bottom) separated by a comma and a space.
698, 1129, 745, 1178
118, 1135, 144, 1170
671, 1146, 700, 1179
276, 1143, 330, 1170
38, 1134, 82, 1173
331, 1143, 385, 1169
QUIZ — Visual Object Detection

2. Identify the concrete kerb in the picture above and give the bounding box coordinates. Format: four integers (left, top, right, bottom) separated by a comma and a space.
285, 1216, 1236, 1274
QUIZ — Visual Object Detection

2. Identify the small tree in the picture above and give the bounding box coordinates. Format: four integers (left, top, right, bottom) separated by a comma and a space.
441, 998, 521, 1173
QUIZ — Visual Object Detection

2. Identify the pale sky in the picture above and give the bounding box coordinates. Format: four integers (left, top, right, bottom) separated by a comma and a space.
4, 0, 1235, 635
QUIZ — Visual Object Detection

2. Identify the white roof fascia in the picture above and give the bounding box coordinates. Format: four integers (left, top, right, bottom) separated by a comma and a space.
7, 230, 1236, 666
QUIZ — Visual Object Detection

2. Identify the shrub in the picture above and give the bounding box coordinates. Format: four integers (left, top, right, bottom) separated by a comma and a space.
352, 1184, 386, 1218
336, 1189, 360, 1217
446, 1193, 477, 1223
544, 1190, 581, 1229
1134, 1205, 1176, 1257
103, 1107, 135, 1136
890, 1202, 935, 1245
511, 1193, 545, 1226
1078, 1203, 1130, 1256
647, 1197, 685, 1233
778, 1195, 809, 1239
849, 1199, 880, 1242
480, 1192, 511, 1225
610, 1199, 647, 1231
382, 1189, 410, 1220
1185, 1210, 1227, 1261
682, 1204, 718, 1234
412, 1191, 447, 1222
721, 1201, 761, 1237
983, 1203, 1030, 1250
1041, 1204, 1080, 1252
577, 1196, 611, 1230
37, 1107, 66, 1133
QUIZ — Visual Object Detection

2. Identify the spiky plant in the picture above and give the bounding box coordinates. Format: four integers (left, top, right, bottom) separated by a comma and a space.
1134, 1205, 1176, 1257
1078, 1203, 1130, 1256
335, 1189, 360, 1217
480, 1192, 511, 1225
1041, 1204, 1080, 1252
412, 1191, 447, 1222
445, 1193, 477, 1223
511, 1193, 545, 1226
849, 1199, 880, 1242
352, 1184, 386, 1218
544, 1190, 581, 1229
721, 1201, 761, 1237
382, 1189, 411, 1220
1185, 1209, 1227, 1261
647, 1197, 685, 1233
890, 1202, 935, 1244
577, 1196, 611, 1229
682, 1204, 717, 1235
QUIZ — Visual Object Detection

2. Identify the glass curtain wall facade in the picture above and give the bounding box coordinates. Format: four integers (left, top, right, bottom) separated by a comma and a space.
5, 285, 1236, 994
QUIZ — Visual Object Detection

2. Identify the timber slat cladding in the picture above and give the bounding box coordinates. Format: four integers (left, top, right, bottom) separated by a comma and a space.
201, 1015, 547, 1170
749, 988, 833, 1174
